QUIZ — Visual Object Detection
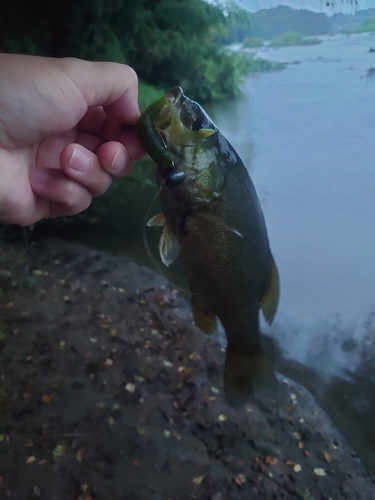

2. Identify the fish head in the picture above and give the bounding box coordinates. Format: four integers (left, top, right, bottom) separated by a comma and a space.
152, 87, 225, 201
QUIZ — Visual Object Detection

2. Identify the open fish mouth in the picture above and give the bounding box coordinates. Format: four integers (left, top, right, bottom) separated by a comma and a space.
166, 86, 184, 108
165, 86, 213, 133
165, 86, 188, 127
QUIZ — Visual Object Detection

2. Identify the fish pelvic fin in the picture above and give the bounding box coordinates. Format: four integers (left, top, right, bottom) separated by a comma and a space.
147, 212, 166, 227
191, 292, 217, 336
261, 255, 280, 325
224, 349, 278, 408
159, 222, 181, 267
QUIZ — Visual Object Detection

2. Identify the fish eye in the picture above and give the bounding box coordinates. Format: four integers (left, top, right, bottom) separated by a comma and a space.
165, 168, 185, 187
192, 120, 204, 131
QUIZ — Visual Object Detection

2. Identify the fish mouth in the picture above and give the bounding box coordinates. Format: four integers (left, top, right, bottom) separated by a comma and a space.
165, 86, 216, 134
165, 86, 194, 130
166, 86, 184, 109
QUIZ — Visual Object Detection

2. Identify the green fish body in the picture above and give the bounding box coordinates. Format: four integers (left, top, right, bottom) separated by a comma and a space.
139, 87, 279, 407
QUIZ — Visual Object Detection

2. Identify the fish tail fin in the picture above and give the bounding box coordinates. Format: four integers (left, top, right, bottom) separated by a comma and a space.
224, 349, 278, 408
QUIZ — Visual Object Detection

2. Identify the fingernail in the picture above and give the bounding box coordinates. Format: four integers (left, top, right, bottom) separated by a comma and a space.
69, 146, 91, 172
110, 148, 127, 173
30, 168, 49, 188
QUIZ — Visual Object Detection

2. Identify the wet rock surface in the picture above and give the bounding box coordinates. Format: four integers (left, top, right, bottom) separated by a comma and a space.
0, 240, 374, 500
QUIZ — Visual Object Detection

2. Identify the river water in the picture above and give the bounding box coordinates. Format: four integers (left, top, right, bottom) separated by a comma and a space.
61, 33, 375, 473
208, 32, 375, 472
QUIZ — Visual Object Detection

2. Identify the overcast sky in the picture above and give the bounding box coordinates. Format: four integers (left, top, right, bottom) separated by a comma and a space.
236, 0, 375, 14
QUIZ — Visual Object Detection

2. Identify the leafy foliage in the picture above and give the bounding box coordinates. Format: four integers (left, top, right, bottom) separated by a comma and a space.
343, 17, 375, 33
243, 37, 264, 48
271, 32, 322, 48
0, 0, 267, 105
242, 56, 286, 72
216, 6, 253, 44
138, 81, 164, 113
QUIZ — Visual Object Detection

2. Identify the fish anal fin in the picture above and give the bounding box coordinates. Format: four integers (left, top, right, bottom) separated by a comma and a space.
159, 223, 181, 267
261, 255, 280, 325
191, 293, 216, 336
147, 213, 166, 227
224, 349, 278, 408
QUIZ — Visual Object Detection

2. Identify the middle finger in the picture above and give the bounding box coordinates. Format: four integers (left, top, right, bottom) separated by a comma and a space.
60, 143, 112, 197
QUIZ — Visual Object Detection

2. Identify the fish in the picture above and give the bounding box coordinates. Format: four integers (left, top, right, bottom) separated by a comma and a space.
137, 86, 280, 407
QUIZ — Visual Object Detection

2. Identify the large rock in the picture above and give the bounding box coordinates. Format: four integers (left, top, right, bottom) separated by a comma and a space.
0, 240, 374, 499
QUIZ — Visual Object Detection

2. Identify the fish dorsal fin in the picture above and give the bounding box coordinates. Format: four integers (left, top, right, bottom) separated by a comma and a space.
194, 212, 243, 238
261, 255, 280, 324
191, 292, 217, 336
159, 223, 181, 267
147, 212, 166, 227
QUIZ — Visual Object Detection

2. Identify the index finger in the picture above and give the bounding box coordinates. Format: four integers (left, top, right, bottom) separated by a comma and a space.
60, 59, 140, 124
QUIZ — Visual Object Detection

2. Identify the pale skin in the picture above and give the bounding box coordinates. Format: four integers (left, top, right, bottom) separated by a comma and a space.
0, 54, 144, 226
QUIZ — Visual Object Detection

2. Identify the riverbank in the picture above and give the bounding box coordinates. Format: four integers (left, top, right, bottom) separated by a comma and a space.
0, 239, 374, 499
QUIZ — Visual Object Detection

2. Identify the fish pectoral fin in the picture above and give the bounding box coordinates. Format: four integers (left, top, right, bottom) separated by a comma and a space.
191, 293, 217, 336
224, 348, 278, 408
159, 223, 181, 267
147, 212, 166, 227
193, 212, 243, 238
261, 255, 280, 325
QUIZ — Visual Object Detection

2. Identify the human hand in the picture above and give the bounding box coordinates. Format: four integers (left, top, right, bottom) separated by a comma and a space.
0, 54, 144, 226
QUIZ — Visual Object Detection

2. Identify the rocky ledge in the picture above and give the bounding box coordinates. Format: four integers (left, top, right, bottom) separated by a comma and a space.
0, 239, 374, 500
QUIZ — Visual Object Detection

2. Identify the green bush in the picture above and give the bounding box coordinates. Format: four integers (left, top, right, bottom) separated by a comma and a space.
271, 32, 321, 47
362, 18, 375, 31
301, 37, 322, 46
344, 18, 375, 34
138, 81, 164, 112
244, 56, 286, 72
243, 37, 264, 48
0, 0, 285, 105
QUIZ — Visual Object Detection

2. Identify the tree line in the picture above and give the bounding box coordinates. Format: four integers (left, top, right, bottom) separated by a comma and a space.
0, 0, 256, 104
